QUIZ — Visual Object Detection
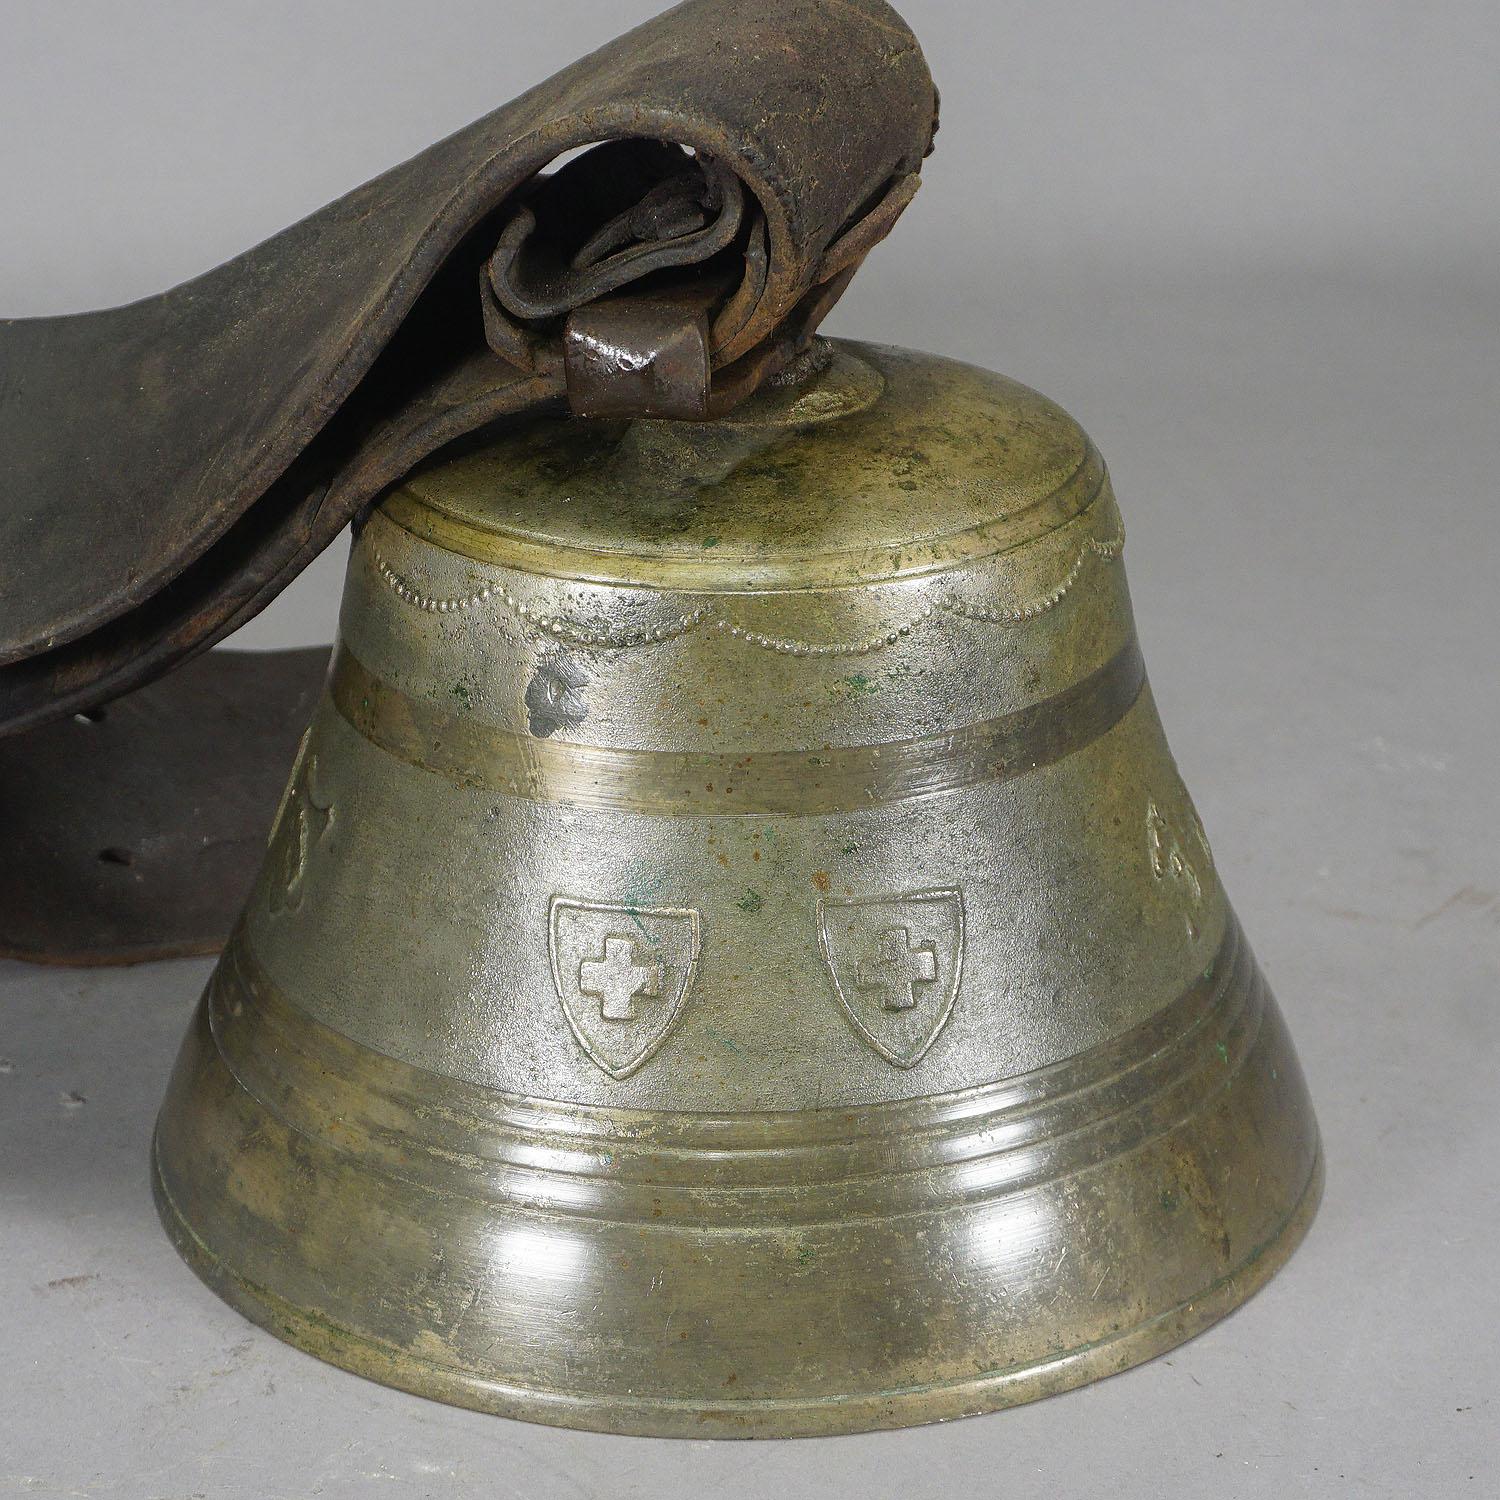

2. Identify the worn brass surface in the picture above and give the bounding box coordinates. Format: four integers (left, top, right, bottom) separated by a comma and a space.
153, 341, 1321, 1436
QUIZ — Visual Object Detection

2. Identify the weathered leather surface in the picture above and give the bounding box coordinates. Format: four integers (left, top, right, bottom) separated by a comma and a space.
0, 0, 935, 736
0, 648, 330, 965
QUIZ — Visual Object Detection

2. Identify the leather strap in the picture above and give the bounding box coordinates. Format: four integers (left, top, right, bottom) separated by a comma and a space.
0, 0, 936, 735
0, 649, 330, 965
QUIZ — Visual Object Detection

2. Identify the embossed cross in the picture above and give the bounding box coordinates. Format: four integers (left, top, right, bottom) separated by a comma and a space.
856, 926, 937, 1011
578, 935, 663, 1023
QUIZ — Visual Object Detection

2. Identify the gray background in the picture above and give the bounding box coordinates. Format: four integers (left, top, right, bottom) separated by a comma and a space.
2, 1, 1496, 1495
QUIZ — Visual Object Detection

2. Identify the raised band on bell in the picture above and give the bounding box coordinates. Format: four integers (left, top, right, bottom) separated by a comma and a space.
2, 0, 1320, 1440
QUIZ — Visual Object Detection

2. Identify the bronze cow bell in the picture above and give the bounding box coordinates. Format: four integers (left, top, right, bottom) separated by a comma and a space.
152, 341, 1321, 1435
0, 0, 1320, 1443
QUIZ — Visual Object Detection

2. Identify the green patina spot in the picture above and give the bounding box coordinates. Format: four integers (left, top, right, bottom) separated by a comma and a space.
701, 535, 721, 549
626, 913, 663, 946
736, 889, 764, 915
1160, 1189, 1180, 1213
842, 673, 878, 696
621, 863, 670, 942
1215, 1041, 1230, 1064
841, 841, 860, 857
795, 1246, 815, 1267
704, 1027, 743, 1056
450, 682, 473, 709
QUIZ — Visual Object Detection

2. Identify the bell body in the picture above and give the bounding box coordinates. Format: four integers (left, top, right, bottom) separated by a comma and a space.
154, 342, 1321, 1435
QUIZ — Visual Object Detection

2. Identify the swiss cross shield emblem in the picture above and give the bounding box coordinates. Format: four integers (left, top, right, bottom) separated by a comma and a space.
817, 888, 965, 1068
549, 897, 702, 1079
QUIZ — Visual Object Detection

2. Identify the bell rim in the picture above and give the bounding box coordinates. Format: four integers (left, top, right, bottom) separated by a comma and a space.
153, 1140, 1322, 1439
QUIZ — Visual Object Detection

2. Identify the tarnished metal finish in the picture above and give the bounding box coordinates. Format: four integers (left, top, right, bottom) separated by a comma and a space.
153, 341, 1321, 1435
